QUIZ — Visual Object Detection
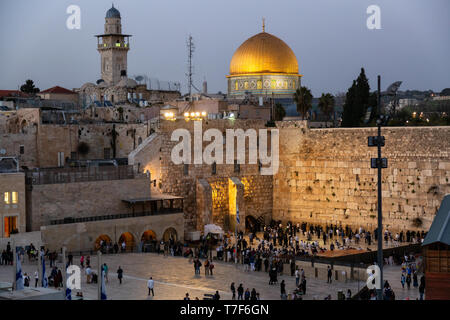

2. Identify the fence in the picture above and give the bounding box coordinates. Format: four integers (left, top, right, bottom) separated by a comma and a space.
25, 165, 135, 185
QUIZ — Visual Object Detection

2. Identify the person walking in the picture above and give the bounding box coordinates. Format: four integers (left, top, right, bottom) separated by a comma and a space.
117, 266, 123, 284
401, 273, 406, 288
295, 267, 300, 287
204, 259, 210, 276
244, 288, 250, 300
147, 277, 154, 296
406, 273, 411, 289
80, 255, 84, 268
237, 284, 244, 300
34, 270, 39, 288
280, 280, 286, 299
103, 263, 109, 283
419, 276, 425, 300
327, 266, 332, 283
230, 282, 236, 300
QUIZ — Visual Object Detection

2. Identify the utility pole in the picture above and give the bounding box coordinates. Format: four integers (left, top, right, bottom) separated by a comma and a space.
376, 75, 384, 300
97, 251, 102, 300
186, 35, 195, 107
368, 75, 386, 300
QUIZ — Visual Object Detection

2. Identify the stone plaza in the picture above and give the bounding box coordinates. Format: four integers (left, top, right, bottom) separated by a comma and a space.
0, 252, 422, 300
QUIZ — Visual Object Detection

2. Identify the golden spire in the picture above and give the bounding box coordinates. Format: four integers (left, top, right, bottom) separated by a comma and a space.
262, 17, 265, 32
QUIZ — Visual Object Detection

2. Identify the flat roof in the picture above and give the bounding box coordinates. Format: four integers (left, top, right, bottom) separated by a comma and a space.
122, 194, 183, 204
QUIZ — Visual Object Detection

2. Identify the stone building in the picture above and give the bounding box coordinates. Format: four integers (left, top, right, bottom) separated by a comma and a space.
130, 119, 450, 235
227, 21, 301, 102
0, 159, 26, 238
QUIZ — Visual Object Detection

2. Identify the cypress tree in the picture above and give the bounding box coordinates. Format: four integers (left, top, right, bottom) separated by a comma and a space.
341, 68, 371, 127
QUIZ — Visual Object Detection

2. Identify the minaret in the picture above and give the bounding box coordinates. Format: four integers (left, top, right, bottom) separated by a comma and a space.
95, 5, 132, 85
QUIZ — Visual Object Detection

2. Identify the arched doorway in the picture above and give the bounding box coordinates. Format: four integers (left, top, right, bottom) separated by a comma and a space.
118, 232, 135, 252
141, 230, 157, 242
141, 230, 157, 252
162, 228, 177, 242
245, 215, 258, 234
95, 234, 112, 251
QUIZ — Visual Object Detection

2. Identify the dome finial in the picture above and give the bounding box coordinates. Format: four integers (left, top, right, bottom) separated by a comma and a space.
262, 17, 265, 32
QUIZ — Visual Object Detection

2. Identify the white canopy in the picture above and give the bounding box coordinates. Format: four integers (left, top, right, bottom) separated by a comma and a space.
204, 224, 224, 235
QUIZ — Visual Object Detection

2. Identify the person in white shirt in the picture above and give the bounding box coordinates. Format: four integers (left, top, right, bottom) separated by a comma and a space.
147, 277, 154, 296
34, 271, 39, 287
85, 266, 92, 283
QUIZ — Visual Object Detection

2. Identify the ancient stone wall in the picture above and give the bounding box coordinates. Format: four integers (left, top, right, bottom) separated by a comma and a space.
28, 176, 150, 231
135, 119, 275, 232
40, 212, 184, 252
273, 123, 450, 232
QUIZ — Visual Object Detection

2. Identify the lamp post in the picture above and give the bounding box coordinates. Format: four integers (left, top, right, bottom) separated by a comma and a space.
368, 75, 386, 300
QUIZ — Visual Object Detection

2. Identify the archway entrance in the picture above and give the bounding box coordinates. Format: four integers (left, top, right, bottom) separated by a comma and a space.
118, 232, 135, 252
141, 230, 157, 242
95, 234, 112, 251
141, 230, 157, 252
245, 215, 258, 234
162, 228, 177, 242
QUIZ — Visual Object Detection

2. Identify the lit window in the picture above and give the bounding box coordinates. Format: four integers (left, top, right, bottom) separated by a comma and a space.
257, 81, 262, 89
12, 192, 18, 204
115, 42, 121, 47
244, 82, 248, 89
235, 81, 238, 91
4, 192, 9, 204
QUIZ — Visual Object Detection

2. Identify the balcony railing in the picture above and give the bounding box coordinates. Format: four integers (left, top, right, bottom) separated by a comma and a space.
25, 165, 135, 185
49, 209, 182, 226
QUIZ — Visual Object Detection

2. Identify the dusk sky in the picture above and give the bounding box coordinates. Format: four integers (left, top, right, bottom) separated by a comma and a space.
0, 0, 449, 96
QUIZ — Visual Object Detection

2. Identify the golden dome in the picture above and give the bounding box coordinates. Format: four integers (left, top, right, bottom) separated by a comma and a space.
229, 32, 299, 76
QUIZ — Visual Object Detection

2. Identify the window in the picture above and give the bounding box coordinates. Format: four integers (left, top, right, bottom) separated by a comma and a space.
235, 81, 238, 91
257, 80, 262, 89
183, 163, 189, 176
212, 162, 217, 175
234, 160, 240, 173
271, 80, 277, 89
4, 192, 9, 204
71, 152, 77, 160
58, 152, 65, 167
12, 192, 18, 204
19, 145, 24, 155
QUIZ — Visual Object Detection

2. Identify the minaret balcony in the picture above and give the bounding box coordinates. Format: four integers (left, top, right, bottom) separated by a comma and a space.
97, 43, 130, 50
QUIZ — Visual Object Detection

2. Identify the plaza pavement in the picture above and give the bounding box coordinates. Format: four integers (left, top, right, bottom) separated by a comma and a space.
0, 252, 421, 300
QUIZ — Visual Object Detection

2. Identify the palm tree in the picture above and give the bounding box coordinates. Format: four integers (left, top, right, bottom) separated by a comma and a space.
318, 93, 335, 126
293, 87, 313, 120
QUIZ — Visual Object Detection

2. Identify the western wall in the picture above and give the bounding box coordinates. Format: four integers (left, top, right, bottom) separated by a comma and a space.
273, 122, 450, 232
133, 119, 450, 234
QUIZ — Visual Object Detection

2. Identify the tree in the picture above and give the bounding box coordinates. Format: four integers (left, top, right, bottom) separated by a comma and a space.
20, 79, 40, 95
440, 88, 450, 96
318, 93, 335, 125
341, 68, 371, 127
274, 103, 286, 121
293, 86, 313, 120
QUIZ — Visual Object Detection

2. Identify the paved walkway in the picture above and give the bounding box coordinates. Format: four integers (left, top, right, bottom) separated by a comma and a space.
0, 252, 367, 300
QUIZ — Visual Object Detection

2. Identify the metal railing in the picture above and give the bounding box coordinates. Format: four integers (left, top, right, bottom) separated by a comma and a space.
25, 165, 135, 185
49, 208, 182, 226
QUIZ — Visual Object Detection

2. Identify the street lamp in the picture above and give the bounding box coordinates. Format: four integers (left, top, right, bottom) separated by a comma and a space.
367, 75, 388, 300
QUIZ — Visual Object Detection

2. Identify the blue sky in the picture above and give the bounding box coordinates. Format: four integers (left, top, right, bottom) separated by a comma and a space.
0, 0, 449, 96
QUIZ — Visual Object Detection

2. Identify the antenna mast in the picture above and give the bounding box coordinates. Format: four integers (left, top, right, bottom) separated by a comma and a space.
186, 35, 195, 104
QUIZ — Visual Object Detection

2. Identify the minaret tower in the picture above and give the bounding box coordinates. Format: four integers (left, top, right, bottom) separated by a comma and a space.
95, 5, 132, 85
